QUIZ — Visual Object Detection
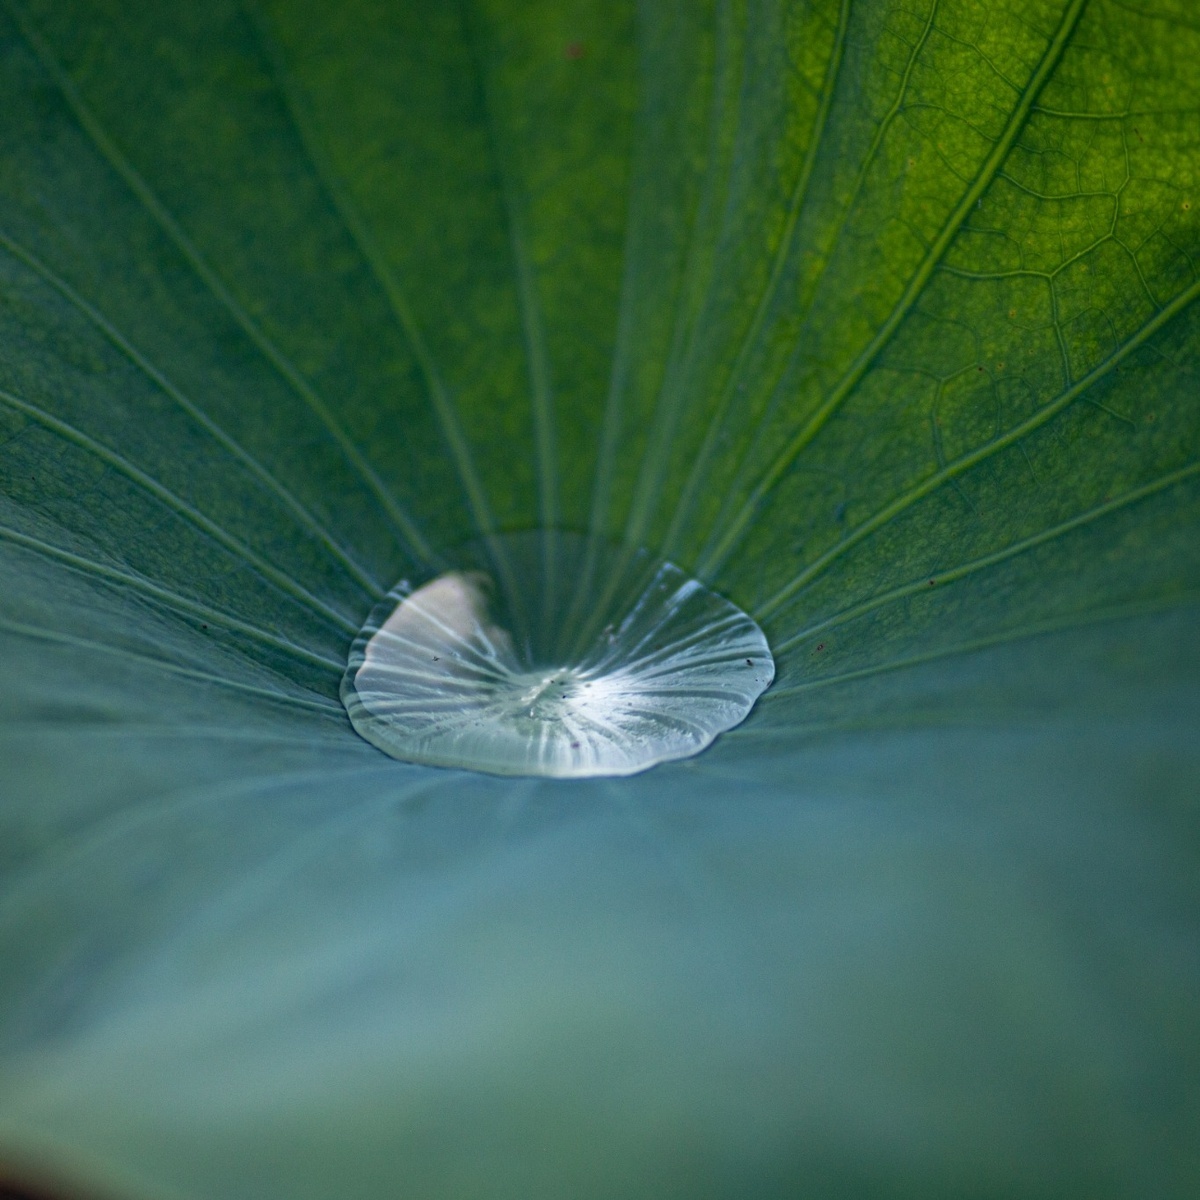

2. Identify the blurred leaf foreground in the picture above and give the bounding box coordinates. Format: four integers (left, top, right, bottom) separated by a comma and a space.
0, 0, 1198, 1197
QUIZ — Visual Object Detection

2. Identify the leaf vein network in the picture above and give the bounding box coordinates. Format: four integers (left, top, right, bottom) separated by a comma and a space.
698, 0, 1091, 580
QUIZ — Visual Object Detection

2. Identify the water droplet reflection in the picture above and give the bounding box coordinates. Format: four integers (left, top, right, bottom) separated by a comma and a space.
341, 532, 772, 777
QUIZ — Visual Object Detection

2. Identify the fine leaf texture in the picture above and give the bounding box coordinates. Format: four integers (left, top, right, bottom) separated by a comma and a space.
0, 1, 1198, 1197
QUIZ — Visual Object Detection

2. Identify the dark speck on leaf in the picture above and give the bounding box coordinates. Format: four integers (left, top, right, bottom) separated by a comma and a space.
565, 41, 584, 59
816, 643, 824, 652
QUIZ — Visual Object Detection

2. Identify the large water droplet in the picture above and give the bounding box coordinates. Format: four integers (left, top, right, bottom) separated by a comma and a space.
341, 532, 772, 777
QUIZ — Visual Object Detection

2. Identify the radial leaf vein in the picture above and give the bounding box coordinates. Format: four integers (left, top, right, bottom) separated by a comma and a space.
774, 459, 1200, 650
757, 271, 1200, 619
662, 0, 853, 560
699, 0, 1091, 577
462, 6, 558, 536
623, 0, 735, 552
0, 522, 343, 669
766, 589, 1200, 700
240, 0, 499, 561
2, 0, 434, 567
0, 386, 357, 632
0, 615, 343, 713
461, 0, 559, 624
0, 229, 384, 598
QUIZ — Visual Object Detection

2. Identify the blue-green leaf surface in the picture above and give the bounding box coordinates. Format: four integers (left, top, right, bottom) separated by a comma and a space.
0, 0, 1198, 1196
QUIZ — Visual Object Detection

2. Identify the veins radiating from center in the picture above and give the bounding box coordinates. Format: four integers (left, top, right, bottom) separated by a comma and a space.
341, 532, 773, 779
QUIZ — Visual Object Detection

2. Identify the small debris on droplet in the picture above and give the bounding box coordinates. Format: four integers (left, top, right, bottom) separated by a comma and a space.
343, 535, 774, 777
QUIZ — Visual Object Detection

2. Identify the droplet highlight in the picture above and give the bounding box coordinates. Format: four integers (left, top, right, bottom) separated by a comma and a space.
341, 532, 773, 777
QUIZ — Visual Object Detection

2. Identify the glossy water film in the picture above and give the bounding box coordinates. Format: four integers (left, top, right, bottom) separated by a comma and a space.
341, 532, 773, 777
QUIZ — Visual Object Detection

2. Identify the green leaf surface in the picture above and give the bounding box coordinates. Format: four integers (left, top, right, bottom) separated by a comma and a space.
0, 0, 1198, 1196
